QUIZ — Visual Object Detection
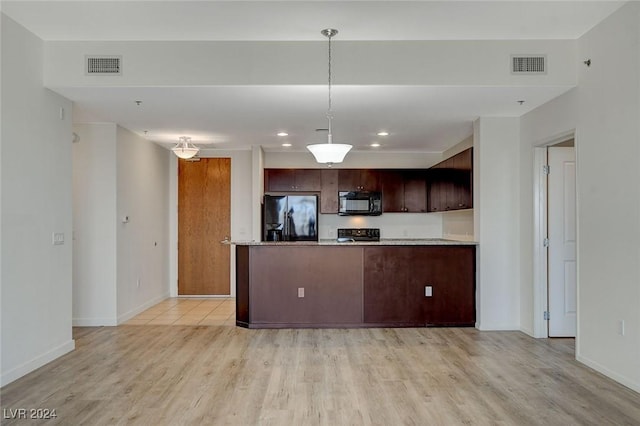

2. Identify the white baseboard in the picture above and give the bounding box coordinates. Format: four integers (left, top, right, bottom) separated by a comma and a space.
117, 292, 170, 324
73, 317, 117, 326
576, 354, 640, 394
476, 323, 520, 331
1, 339, 75, 387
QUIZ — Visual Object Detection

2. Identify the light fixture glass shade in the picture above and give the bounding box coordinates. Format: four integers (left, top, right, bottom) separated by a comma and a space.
171, 136, 199, 159
307, 142, 352, 164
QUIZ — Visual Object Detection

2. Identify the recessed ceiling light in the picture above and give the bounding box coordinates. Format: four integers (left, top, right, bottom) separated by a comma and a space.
282, 143, 292, 147
377, 132, 389, 136
277, 132, 289, 137
370, 143, 381, 148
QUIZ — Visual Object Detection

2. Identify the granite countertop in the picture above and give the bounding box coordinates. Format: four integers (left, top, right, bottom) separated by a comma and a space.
230, 238, 477, 246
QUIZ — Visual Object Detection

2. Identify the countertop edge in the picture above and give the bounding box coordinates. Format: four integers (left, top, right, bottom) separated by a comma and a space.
229, 239, 478, 246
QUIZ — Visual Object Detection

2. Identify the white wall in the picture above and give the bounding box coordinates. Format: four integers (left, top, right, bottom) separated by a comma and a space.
519, 3, 640, 392
574, 3, 640, 392
1, 15, 74, 386
72, 123, 170, 325
116, 126, 170, 321
474, 117, 521, 330
251, 146, 265, 242
72, 123, 118, 325
44, 40, 577, 88
168, 148, 253, 297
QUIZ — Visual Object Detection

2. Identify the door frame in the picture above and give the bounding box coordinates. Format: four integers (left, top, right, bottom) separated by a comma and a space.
532, 129, 576, 338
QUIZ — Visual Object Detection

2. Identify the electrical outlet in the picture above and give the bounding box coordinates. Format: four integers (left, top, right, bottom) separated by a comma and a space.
425, 286, 433, 297
137, 278, 141, 288
619, 319, 625, 336
298, 287, 304, 298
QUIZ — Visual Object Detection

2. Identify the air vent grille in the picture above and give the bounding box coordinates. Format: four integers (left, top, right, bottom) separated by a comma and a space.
511, 55, 546, 74
86, 55, 121, 75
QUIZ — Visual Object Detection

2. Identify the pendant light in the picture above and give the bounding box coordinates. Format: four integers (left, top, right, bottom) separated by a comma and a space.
172, 136, 199, 159
307, 29, 352, 166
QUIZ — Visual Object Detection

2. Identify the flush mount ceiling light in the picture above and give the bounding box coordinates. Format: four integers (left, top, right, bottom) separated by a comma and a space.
370, 143, 381, 147
171, 136, 200, 159
377, 132, 389, 136
277, 132, 289, 137
307, 29, 352, 166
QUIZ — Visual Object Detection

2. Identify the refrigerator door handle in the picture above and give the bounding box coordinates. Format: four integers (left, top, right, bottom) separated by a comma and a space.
284, 210, 289, 240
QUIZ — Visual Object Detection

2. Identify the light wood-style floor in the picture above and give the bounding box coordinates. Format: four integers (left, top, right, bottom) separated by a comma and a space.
124, 298, 235, 326
2, 326, 639, 425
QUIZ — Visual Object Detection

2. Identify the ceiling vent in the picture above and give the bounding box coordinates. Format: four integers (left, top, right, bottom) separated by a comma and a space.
511, 55, 546, 74
86, 55, 121, 75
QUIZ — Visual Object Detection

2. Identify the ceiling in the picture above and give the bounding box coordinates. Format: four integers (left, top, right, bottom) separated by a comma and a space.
2, 1, 625, 153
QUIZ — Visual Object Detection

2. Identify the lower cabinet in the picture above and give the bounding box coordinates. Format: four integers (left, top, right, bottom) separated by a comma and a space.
236, 244, 476, 328
363, 246, 475, 326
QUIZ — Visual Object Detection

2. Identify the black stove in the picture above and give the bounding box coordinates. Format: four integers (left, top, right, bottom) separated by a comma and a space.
337, 228, 380, 242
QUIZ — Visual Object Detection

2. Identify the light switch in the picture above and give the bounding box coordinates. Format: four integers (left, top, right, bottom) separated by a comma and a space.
52, 232, 65, 245
425, 286, 433, 297
298, 287, 305, 298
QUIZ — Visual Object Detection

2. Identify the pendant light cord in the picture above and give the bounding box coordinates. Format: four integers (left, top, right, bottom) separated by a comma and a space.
328, 33, 332, 116
327, 31, 333, 141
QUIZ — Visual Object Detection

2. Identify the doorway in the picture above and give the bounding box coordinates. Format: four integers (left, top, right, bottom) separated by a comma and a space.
534, 137, 577, 338
178, 158, 231, 295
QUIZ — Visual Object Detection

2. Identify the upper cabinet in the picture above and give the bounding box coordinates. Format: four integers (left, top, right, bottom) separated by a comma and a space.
320, 169, 339, 214
264, 157, 470, 214
338, 169, 380, 192
265, 169, 321, 192
427, 148, 473, 212
380, 169, 427, 213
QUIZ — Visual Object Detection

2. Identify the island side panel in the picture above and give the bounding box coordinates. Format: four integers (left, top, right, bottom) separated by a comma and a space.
248, 246, 364, 327
235, 245, 250, 327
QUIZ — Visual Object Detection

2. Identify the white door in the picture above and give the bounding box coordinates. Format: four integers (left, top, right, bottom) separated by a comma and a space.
548, 146, 577, 337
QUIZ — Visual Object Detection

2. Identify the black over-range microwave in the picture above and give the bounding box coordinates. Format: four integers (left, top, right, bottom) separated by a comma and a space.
338, 191, 382, 216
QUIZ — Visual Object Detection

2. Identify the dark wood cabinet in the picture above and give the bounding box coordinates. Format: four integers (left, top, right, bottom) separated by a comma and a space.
265, 169, 321, 192
338, 169, 380, 191
320, 169, 339, 214
363, 246, 475, 326
380, 170, 404, 212
262, 163, 465, 215
380, 169, 427, 213
403, 172, 428, 212
452, 149, 473, 209
427, 148, 473, 212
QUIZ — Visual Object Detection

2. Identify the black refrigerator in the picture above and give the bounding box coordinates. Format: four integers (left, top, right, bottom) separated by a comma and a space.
263, 195, 318, 241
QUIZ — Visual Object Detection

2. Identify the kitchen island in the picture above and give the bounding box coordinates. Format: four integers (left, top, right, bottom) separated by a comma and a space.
235, 239, 477, 328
